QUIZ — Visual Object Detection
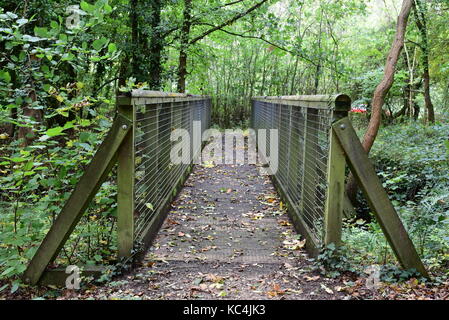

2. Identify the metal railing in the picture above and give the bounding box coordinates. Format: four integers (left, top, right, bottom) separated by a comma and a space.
251, 95, 351, 254
23, 90, 211, 285
116, 90, 211, 257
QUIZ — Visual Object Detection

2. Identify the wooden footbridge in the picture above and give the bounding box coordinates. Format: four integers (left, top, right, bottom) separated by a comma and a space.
22, 91, 428, 286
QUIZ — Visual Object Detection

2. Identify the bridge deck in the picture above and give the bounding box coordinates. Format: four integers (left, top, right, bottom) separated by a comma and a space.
90, 143, 348, 300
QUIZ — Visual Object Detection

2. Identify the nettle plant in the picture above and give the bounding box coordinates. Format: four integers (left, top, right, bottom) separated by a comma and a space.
0, 1, 118, 128
0, 1, 120, 288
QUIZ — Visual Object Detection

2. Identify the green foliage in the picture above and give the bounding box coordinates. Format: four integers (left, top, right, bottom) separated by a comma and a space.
343, 122, 449, 280
314, 244, 357, 278
0, 117, 118, 280
0, 2, 119, 283
0, 0, 449, 291
379, 265, 426, 284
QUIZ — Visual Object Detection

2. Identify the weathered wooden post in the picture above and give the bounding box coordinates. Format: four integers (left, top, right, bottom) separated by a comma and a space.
323, 95, 351, 246
332, 116, 429, 277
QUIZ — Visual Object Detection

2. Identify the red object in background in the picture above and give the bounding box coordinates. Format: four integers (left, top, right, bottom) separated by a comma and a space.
351, 108, 366, 113
350, 105, 367, 113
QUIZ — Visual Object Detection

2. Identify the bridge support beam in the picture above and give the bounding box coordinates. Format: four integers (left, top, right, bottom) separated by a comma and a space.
324, 128, 345, 246
22, 114, 132, 285
332, 117, 429, 278
117, 104, 135, 258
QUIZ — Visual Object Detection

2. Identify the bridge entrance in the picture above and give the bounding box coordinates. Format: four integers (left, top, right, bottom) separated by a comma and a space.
22, 91, 428, 286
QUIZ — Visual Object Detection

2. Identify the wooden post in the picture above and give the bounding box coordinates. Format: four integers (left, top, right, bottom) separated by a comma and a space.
323, 128, 346, 246
332, 117, 429, 277
117, 103, 135, 258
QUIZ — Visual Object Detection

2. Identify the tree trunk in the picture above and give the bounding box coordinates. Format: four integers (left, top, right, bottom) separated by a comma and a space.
177, 0, 193, 93
414, 0, 435, 123
130, 0, 139, 79
314, 11, 323, 95
17, 54, 42, 146
346, 0, 413, 207
148, 0, 163, 90
363, 0, 413, 151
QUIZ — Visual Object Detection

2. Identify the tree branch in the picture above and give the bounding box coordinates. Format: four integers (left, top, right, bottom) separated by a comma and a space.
189, 0, 269, 45
202, 24, 346, 76
161, 0, 248, 38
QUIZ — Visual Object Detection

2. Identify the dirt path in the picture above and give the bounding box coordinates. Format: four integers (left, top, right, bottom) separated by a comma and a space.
85, 156, 350, 300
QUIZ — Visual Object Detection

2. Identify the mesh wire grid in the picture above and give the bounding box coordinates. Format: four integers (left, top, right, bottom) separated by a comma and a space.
252, 98, 333, 246
133, 98, 211, 244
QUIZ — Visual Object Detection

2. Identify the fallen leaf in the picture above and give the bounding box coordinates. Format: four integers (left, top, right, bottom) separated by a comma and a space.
321, 284, 334, 294
304, 275, 320, 282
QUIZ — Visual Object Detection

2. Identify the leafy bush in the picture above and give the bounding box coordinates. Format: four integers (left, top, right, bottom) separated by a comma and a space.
0, 118, 118, 281
343, 121, 449, 280
0, 3, 120, 290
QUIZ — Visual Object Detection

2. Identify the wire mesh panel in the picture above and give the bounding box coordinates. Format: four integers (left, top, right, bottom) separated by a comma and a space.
251, 95, 349, 253
126, 92, 211, 250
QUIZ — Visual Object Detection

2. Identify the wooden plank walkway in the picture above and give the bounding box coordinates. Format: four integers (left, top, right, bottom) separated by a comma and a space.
84, 142, 350, 300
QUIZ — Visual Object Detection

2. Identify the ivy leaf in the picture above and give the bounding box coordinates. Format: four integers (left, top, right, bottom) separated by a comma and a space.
80, 1, 92, 13
92, 37, 108, 51
16, 18, 28, 26
45, 127, 66, 137
104, 4, 113, 14
23, 35, 43, 42
50, 21, 59, 29
0, 71, 11, 83
6, 12, 18, 20
108, 43, 117, 53
10, 282, 19, 294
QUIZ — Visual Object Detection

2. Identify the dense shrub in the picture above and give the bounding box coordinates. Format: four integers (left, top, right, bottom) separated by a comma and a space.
343, 121, 449, 279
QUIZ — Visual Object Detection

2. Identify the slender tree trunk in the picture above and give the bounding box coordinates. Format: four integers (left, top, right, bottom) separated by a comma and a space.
414, 0, 435, 123
314, 11, 323, 95
130, 0, 140, 80
177, 0, 192, 93
404, 43, 418, 119
148, 0, 163, 89
364, 0, 413, 151
119, 0, 145, 86
18, 55, 42, 146
346, 0, 413, 206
